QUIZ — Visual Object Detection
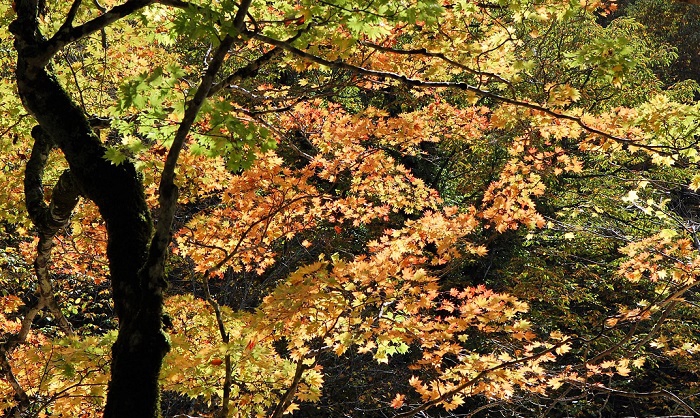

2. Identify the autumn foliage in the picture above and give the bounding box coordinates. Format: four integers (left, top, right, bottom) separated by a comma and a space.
2, 0, 700, 417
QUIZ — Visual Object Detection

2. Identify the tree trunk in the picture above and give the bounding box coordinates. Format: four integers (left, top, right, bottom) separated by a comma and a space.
11, 5, 168, 417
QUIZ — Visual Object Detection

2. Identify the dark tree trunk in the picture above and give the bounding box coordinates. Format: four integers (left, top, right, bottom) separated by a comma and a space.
10, 3, 168, 417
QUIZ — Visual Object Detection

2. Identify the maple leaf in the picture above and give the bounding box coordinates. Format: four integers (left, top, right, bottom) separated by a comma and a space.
390, 393, 405, 409
690, 175, 700, 192
616, 361, 631, 377
284, 403, 300, 414
4, 0, 700, 416
555, 343, 571, 355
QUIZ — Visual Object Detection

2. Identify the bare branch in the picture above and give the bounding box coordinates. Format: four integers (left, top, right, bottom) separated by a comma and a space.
575, 383, 700, 417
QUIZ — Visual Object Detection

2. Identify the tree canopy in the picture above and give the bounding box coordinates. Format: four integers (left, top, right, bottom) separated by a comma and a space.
1, 0, 700, 417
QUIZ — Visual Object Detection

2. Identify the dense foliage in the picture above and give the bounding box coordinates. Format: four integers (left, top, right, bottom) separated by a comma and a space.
1, 0, 700, 417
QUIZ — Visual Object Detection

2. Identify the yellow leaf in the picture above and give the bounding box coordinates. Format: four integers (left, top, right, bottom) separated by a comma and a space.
444, 394, 465, 411
600, 360, 615, 369
555, 343, 571, 355
550, 330, 564, 340
549, 377, 564, 390
621, 190, 638, 203
616, 363, 631, 376
284, 402, 299, 414
689, 174, 700, 192
659, 229, 677, 239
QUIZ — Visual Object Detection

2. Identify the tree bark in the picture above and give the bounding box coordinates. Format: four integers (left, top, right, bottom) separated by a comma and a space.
10, 2, 169, 416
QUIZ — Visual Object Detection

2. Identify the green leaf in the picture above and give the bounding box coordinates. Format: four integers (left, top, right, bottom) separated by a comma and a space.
104, 147, 127, 166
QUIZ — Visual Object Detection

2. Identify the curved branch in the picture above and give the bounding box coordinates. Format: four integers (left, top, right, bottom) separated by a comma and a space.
25, 127, 81, 237
246, 31, 678, 155
360, 40, 514, 91
576, 382, 699, 417
25, 126, 80, 336
24, 125, 54, 228
0, 125, 81, 415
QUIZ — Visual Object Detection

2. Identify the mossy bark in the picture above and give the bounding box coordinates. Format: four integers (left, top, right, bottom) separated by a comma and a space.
11, 4, 169, 417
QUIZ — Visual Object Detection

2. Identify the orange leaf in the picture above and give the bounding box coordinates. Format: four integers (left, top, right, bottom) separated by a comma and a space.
390, 393, 405, 409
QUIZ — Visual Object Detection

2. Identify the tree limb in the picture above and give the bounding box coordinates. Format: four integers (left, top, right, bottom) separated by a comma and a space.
24, 126, 80, 337
246, 31, 682, 156
0, 346, 31, 417
0, 125, 81, 415
270, 357, 311, 418
145, 34, 235, 293
232, 0, 253, 33
39, 0, 154, 65
209, 46, 285, 97
359, 40, 515, 91
60, 0, 84, 32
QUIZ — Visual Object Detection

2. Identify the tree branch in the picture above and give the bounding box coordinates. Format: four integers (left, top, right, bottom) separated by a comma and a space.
40, 0, 154, 65
0, 346, 31, 416
144, 34, 236, 295
577, 383, 699, 417
209, 46, 284, 97
360, 40, 514, 92
246, 31, 680, 156
270, 357, 311, 418
24, 126, 80, 336
25, 126, 82, 238
0, 125, 81, 415
60, 0, 83, 32
232, 0, 253, 33
393, 340, 572, 418
201, 274, 232, 418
